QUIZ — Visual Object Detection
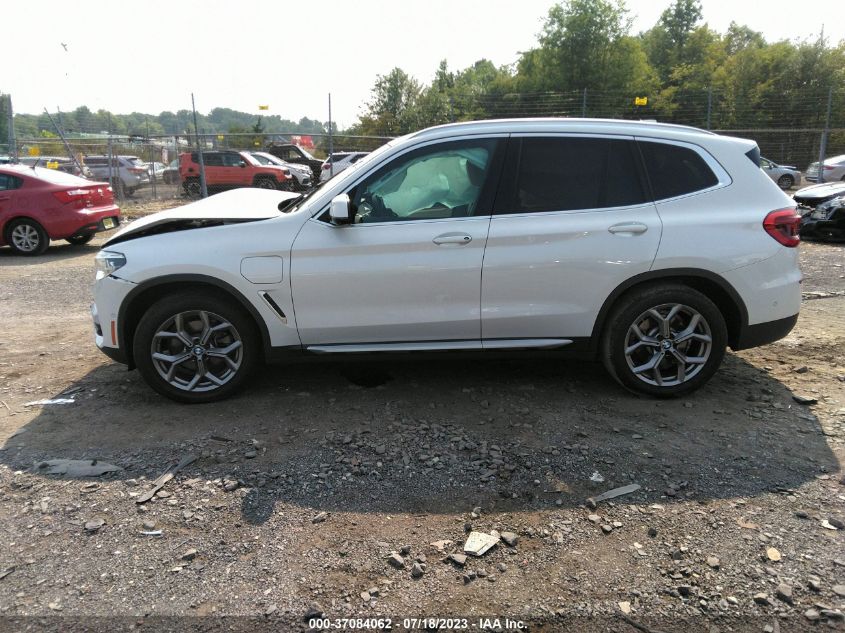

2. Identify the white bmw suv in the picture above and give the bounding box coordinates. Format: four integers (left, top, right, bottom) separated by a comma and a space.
91, 119, 802, 403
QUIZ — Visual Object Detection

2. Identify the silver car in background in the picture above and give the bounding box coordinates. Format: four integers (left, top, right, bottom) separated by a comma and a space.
761, 157, 801, 190
806, 154, 845, 183
249, 151, 312, 190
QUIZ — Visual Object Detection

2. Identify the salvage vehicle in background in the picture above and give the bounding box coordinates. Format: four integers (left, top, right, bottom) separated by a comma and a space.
19, 156, 93, 179
799, 194, 845, 241
85, 155, 150, 196
806, 154, 845, 183
264, 143, 323, 181
761, 157, 801, 189
319, 151, 370, 183
179, 150, 294, 197
793, 181, 845, 209
249, 151, 312, 190
91, 119, 801, 403
0, 165, 120, 255
161, 159, 180, 184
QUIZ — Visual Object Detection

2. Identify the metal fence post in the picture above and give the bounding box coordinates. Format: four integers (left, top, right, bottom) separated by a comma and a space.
816, 86, 833, 183
7, 95, 15, 161
706, 87, 712, 130
191, 93, 208, 198
328, 93, 334, 178
581, 88, 587, 118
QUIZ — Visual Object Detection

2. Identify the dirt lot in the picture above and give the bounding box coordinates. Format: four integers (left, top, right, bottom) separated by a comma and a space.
0, 229, 843, 631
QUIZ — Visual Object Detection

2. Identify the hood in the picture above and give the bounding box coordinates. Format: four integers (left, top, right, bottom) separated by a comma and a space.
794, 181, 845, 199
105, 188, 300, 246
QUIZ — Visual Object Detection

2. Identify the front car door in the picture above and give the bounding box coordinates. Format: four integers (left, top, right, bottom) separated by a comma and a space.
290, 136, 506, 348
481, 134, 662, 344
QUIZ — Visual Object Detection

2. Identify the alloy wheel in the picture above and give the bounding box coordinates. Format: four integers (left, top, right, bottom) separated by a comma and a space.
624, 303, 713, 387
150, 310, 243, 392
11, 224, 41, 253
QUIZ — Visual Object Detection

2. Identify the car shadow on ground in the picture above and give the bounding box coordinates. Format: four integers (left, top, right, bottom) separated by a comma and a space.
1, 353, 837, 525
0, 241, 100, 263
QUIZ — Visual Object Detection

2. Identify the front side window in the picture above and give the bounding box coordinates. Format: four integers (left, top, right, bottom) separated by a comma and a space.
223, 153, 245, 167
639, 141, 719, 201
349, 139, 497, 224
496, 137, 646, 214
202, 153, 224, 167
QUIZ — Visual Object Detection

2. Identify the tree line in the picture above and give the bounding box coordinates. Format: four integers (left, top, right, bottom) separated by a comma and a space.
349, 0, 844, 139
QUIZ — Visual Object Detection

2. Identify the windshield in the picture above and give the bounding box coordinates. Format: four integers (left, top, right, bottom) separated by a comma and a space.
253, 152, 285, 166
251, 153, 273, 165
298, 147, 316, 161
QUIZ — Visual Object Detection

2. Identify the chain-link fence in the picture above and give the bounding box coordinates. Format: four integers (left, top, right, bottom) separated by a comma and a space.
6, 86, 844, 205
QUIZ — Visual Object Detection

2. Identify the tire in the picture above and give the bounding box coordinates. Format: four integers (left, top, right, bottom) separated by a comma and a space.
66, 232, 95, 246
254, 177, 278, 190
600, 283, 728, 398
184, 178, 202, 199
776, 174, 794, 189
5, 218, 50, 256
133, 292, 260, 403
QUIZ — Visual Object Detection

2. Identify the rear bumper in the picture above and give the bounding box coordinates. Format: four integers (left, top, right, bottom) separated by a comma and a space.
50, 205, 121, 239
733, 313, 798, 350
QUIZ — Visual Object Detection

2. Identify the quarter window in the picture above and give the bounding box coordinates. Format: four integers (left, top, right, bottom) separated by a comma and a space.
639, 141, 719, 201
348, 139, 498, 223
496, 137, 646, 214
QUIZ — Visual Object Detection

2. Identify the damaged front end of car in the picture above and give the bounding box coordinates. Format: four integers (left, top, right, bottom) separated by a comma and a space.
799, 195, 845, 242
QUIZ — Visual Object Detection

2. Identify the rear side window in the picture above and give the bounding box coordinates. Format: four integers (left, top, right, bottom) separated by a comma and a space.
204, 153, 225, 167
0, 174, 22, 190
496, 137, 646, 213
639, 141, 719, 201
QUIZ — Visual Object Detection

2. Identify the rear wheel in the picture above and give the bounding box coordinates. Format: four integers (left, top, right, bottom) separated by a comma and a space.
254, 177, 278, 190
133, 293, 259, 403
776, 174, 794, 189
5, 218, 49, 255
66, 232, 95, 246
601, 283, 727, 397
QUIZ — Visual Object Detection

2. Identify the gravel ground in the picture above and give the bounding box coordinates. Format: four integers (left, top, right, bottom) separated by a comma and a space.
0, 232, 843, 632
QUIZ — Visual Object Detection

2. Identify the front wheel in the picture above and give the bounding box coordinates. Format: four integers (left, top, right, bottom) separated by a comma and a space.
133, 293, 260, 403
601, 284, 727, 397
776, 174, 794, 189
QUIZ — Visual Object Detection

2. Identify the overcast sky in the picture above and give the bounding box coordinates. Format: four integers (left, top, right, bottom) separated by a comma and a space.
4, 0, 842, 128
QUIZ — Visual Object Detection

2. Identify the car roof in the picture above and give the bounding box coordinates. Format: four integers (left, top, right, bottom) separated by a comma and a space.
406, 117, 718, 143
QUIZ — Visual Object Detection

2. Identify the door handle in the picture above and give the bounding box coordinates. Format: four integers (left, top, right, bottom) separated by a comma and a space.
608, 222, 648, 235
433, 233, 472, 245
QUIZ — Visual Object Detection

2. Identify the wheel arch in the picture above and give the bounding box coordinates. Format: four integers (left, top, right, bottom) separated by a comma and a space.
118, 274, 272, 370
590, 268, 749, 353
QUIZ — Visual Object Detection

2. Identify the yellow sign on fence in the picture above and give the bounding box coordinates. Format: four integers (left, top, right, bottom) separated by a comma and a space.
258, 105, 269, 111
634, 96, 648, 106
28, 146, 40, 157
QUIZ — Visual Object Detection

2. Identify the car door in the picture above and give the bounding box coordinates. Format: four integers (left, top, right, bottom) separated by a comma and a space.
481, 135, 662, 343
290, 136, 506, 348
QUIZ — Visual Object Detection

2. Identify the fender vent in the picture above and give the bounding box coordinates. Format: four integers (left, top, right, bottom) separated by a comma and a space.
258, 291, 287, 324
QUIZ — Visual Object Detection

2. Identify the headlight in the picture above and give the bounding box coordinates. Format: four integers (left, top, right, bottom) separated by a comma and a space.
94, 250, 126, 280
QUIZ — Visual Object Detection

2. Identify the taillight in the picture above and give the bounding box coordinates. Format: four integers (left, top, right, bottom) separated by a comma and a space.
823, 165, 834, 171
322, 164, 331, 170
128, 167, 146, 174
53, 188, 90, 207
763, 208, 801, 247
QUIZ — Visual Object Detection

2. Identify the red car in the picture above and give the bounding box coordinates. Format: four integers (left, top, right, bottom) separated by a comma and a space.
179, 150, 293, 197
0, 165, 121, 256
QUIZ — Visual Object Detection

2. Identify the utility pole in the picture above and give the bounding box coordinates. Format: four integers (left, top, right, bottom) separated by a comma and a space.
7, 95, 15, 161
328, 93, 334, 178
816, 86, 833, 184
706, 87, 712, 130
44, 108, 83, 175
191, 93, 208, 198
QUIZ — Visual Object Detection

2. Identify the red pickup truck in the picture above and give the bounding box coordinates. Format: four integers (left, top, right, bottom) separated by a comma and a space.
179, 150, 293, 197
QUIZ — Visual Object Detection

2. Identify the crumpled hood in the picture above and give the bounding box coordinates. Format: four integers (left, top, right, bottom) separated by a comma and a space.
794, 181, 845, 200
105, 188, 300, 246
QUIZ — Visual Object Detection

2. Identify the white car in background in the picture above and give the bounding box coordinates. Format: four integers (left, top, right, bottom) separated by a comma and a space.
761, 157, 801, 189
249, 151, 312, 190
91, 119, 801, 403
319, 151, 369, 182
806, 154, 845, 183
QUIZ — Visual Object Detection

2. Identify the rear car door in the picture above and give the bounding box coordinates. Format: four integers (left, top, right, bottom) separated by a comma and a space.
290, 136, 506, 347
481, 134, 662, 343
0, 174, 22, 222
